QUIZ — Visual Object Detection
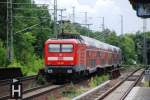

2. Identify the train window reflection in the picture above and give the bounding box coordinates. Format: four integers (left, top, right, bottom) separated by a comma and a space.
48, 44, 60, 52
62, 44, 73, 52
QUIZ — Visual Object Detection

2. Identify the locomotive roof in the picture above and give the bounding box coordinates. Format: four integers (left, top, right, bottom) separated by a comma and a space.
45, 39, 79, 44
47, 34, 120, 52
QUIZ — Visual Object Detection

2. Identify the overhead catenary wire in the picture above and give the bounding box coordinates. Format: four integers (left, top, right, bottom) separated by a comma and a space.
0, 2, 50, 6
13, 16, 50, 19
97, 17, 105, 32
14, 18, 49, 34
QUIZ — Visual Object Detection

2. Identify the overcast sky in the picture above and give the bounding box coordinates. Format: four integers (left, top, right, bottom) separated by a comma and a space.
34, 0, 150, 35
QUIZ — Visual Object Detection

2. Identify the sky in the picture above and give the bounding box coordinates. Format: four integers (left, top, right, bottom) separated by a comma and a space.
34, 0, 150, 35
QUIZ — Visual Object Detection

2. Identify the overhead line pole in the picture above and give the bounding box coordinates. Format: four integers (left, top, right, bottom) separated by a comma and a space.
81, 12, 93, 37
10, 0, 13, 62
72, 6, 75, 23
10, 0, 14, 62
98, 17, 105, 31
121, 15, 123, 34
143, 18, 147, 68
6, 0, 13, 62
54, 0, 57, 38
6, 0, 9, 61
81, 23, 92, 37
102, 17, 105, 31
84, 12, 88, 25
59, 9, 66, 33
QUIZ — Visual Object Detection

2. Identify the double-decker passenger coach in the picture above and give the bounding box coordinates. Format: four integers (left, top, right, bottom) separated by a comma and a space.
44, 34, 121, 76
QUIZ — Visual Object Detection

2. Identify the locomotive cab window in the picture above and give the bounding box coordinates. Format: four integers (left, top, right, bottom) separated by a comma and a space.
62, 44, 73, 52
48, 44, 60, 52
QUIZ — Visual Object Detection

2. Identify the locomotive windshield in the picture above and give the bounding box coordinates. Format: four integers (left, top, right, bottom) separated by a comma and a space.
48, 44, 73, 52
48, 44, 60, 52
62, 44, 73, 52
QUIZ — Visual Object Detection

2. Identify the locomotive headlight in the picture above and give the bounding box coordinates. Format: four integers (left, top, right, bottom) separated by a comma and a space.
67, 69, 72, 73
63, 57, 74, 61
48, 69, 53, 73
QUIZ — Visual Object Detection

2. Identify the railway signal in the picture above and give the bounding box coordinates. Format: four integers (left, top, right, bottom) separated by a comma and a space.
10, 79, 22, 99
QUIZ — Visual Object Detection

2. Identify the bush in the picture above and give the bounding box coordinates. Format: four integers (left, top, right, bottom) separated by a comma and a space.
24, 54, 43, 76
8, 55, 44, 76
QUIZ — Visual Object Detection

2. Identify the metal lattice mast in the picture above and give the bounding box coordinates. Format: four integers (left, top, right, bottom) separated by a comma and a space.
6, 0, 13, 62
102, 17, 105, 31
98, 17, 105, 31
10, 0, 13, 62
54, 0, 57, 38
6, 0, 9, 61
84, 12, 87, 25
59, 9, 66, 32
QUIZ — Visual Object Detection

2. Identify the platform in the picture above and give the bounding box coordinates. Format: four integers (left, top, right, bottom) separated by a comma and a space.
125, 87, 150, 100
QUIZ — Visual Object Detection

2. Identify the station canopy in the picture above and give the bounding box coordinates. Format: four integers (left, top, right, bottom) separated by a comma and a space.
129, 0, 150, 18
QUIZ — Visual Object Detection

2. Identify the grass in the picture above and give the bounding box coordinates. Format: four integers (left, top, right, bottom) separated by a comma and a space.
48, 95, 56, 100
89, 74, 109, 88
144, 81, 150, 87
61, 82, 83, 98
36, 74, 47, 85
61, 74, 109, 99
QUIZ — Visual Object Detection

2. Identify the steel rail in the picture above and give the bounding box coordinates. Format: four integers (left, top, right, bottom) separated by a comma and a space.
97, 68, 143, 100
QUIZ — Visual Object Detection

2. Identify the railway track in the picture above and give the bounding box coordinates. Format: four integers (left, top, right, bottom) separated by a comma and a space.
0, 83, 63, 100
0, 75, 38, 99
73, 68, 144, 100
0, 67, 135, 100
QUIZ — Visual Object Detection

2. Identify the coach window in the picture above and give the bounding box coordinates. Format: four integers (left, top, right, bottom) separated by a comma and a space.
48, 44, 60, 52
97, 51, 101, 57
62, 44, 73, 52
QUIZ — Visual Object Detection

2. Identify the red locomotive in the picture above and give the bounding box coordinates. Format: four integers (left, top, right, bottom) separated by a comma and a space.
44, 34, 121, 76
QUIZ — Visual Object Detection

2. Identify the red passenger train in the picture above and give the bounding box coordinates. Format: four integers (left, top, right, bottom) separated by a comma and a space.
44, 34, 121, 76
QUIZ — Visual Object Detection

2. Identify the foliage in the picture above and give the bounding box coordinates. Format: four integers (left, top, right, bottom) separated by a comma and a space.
105, 32, 119, 46
0, 0, 50, 75
61, 21, 77, 33
89, 75, 109, 87
0, 40, 6, 66
0, 0, 7, 41
8, 56, 43, 76
14, 32, 36, 64
119, 35, 136, 64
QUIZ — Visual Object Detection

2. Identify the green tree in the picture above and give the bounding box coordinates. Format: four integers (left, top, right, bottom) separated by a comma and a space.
105, 32, 119, 46
119, 35, 136, 64
0, 40, 6, 66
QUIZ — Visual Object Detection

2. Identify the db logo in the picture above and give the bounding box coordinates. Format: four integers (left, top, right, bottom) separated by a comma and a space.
58, 57, 63, 60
